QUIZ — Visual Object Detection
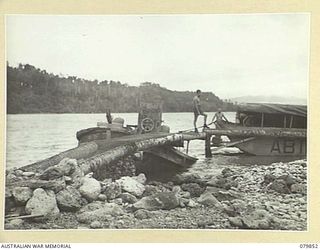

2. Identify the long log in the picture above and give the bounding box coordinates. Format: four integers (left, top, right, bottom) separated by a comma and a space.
18, 132, 204, 173
79, 133, 205, 174
205, 127, 306, 138
18, 133, 177, 173
20, 142, 99, 173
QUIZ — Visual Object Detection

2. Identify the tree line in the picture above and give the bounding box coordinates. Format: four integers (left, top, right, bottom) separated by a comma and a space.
7, 63, 236, 114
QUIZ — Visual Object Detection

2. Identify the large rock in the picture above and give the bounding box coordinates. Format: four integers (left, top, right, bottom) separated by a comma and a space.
268, 179, 290, 194
206, 187, 240, 201
5, 219, 24, 230
25, 188, 60, 218
213, 190, 240, 201
241, 209, 271, 229
5, 188, 12, 199
133, 192, 179, 211
134, 209, 153, 219
70, 166, 84, 189
57, 158, 78, 175
278, 174, 296, 188
230, 199, 247, 214
76, 202, 123, 223
224, 199, 248, 217
9, 218, 24, 228
178, 197, 190, 207
143, 185, 161, 197
132, 173, 147, 185
143, 182, 172, 196
172, 173, 204, 185
187, 199, 198, 208
116, 176, 145, 197
79, 177, 101, 201
90, 220, 103, 229
206, 177, 225, 188
120, 193, 138, 204
181, 183, 205, 197
16, 178, 66, 193
56, 186, 83, 212
104, 182, 122, 200
14, 169, 24, 176
12, 187, 33, 205
207, 176, 238, 190
39, 166, 64, 180
39, 158, 77, 180
6, 173, 19, 183
197, 192, 222, 208
5, 198, 15, 213
173, 186, 191, 199
224, 205, 239, 217
221, 168, 235, 178
291, 183, 307, 195
98, 194, 107, 201
22, 172, 35, 177
228, 217, 244, 228
262, 174, 276, 185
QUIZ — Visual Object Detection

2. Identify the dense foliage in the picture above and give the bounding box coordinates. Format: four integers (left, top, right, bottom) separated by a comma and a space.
7, 63, 235, 114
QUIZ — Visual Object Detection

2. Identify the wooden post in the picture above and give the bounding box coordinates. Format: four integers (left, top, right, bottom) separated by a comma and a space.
261, 113, 264, 127
290, 115, 293, 128
205, 133, 212, 158
106, 128, 111, 140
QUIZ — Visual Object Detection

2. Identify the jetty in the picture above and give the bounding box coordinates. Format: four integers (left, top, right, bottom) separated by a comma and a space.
19, 128, 306, 174
18, 102, 307, 175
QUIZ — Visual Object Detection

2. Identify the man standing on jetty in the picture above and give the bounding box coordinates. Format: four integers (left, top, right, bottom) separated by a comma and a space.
193, 89, 208, 133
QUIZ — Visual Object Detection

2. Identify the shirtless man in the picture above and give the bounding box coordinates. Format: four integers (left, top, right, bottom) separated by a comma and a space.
193, 90, 208, 133
211, 108, 228, 127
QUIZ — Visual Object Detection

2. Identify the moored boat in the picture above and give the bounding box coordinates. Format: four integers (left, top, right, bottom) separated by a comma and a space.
76, 118, 134, 144
212, 103, 307, 156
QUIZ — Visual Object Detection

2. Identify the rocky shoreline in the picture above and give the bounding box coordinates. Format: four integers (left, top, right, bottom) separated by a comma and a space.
5, 156, 307, 230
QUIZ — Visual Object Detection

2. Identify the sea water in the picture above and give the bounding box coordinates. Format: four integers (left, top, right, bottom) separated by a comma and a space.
5, 112, 303, 178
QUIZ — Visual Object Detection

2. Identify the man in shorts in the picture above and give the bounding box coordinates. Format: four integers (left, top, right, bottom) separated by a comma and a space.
193, 89, 208, 133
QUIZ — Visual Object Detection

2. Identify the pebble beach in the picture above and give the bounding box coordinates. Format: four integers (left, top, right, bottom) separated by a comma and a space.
5, 156, 307, 231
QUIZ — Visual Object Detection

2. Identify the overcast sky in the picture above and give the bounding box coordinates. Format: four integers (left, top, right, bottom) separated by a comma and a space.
6, 14, 309, 99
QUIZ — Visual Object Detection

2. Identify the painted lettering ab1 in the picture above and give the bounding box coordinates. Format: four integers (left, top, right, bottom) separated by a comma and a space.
271, 139, 306, 154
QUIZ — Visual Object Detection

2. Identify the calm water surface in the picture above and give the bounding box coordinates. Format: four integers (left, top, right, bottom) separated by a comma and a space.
6, 112, 303, 177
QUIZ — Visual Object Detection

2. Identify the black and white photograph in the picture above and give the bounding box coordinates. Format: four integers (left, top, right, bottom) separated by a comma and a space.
4, 14, 309, 231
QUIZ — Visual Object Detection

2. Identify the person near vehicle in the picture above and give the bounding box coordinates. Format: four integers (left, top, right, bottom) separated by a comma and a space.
193, 89, 208, 133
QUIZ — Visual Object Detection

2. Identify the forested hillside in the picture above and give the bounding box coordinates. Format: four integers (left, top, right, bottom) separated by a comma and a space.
7, 63, 235, 114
